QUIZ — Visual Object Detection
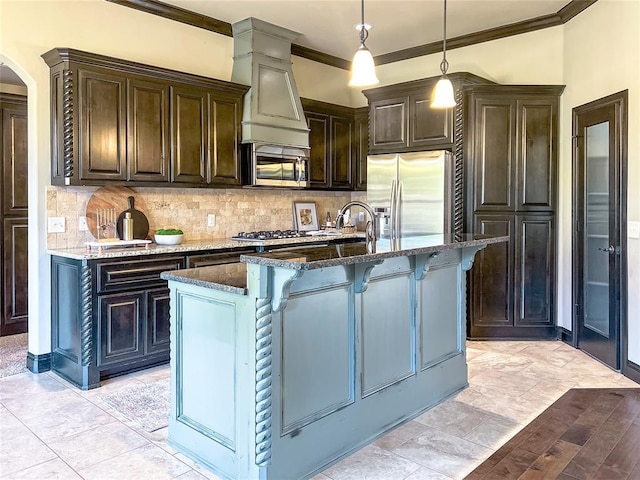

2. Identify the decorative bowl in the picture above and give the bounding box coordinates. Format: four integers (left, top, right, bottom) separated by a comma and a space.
154, 234, 184, 245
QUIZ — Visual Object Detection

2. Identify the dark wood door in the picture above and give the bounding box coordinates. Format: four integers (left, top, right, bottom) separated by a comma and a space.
146, 288, 171, 354
171, 85, 208, 184
208, 91, 242, 186
573, 92, 627, 370
306, 111, 329, 188
128, 78, 170, 182
330, 115, 353, 189
78, 67, 127, 181
98, 291, 145, 366
1, 95, 28, 336
354, 108, 368, 191
2, 218, 28, 336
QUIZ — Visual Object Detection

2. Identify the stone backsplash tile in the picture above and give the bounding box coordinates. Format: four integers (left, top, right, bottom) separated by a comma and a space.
46, 186, 366, 249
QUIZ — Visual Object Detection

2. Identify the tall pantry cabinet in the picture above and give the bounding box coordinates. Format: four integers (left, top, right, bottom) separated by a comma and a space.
0, 94, 29, 336
464, 85, 564, 339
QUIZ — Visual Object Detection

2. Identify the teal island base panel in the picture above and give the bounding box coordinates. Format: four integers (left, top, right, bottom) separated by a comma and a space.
165, 241, 492, 480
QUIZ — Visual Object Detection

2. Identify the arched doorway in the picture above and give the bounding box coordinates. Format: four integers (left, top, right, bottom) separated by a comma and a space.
0, 62, 29, 376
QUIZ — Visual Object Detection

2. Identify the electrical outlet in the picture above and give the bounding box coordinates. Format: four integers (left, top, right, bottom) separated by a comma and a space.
48, 216, 66, 233
358, 212, 365, 222
207, 213, 216, 227
629, 221, 640, 239
78, 216, 88, 231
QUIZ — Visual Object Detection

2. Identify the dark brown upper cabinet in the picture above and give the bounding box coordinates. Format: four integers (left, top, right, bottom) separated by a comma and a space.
42, 48, 248, 188
302, 98, 361, 191
464, 84, 564, 339
362, 73, 492, 155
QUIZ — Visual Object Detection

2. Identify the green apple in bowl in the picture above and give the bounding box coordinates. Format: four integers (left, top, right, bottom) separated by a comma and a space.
154, 228, 184, 245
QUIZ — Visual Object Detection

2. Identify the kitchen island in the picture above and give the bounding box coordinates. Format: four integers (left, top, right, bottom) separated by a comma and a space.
161, 234, 507, 480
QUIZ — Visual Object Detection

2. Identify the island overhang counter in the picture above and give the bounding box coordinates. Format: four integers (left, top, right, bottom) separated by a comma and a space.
161, 234, 507, 480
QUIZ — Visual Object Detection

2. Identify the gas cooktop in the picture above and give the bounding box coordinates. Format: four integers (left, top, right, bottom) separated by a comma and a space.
232, 230, 310, 241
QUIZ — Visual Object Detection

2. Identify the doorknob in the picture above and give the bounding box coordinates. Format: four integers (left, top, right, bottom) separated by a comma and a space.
598, 245, 615, 253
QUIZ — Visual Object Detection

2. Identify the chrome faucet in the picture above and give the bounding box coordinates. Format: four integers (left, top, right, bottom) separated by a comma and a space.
336, 201, 377, 252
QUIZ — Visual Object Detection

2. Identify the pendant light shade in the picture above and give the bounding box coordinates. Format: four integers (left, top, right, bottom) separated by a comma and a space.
349, 0, 379, 87
431, 0, 456, 108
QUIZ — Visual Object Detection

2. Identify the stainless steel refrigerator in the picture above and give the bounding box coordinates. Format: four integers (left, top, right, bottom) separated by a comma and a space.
367, 151, 451, 239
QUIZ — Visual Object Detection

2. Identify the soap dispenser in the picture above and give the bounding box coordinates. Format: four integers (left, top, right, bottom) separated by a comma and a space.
123, 212, 134, 241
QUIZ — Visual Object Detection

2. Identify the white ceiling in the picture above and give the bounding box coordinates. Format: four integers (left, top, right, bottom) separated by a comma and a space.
161, 0, 572, 59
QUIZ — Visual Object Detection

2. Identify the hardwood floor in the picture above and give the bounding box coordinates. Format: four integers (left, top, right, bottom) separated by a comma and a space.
466, 388, 640, 480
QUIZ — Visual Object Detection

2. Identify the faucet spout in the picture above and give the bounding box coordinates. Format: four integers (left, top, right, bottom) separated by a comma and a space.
336, 201, 377, 252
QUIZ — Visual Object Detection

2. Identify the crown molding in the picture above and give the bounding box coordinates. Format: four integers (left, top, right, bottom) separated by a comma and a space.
106, 0, 598, 71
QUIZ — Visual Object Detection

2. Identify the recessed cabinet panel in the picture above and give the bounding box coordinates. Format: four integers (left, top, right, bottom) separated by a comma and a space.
371, 99, 406, 149
128, 78, 169, 182
410, 94, 450, 148
472, 215, 514, 327
98, 292, 144, 366
306, 112, 329, 188
2, 106, 28, 215
147, 288, 171, 353
79, 68, 127, 181
354, 108, 368, 190
515, 215, 554, 326
331, 116, 353, 189
361, 273, 413, 396
208, 93, 241, 185
475, 101, 514, 210
281, 285, 354, 433
420, 264, 460, 368
171, 86, 208, 184
518, 101, 556, 210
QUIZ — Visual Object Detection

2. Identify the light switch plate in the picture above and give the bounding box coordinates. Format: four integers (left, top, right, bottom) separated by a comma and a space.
48, 216, 66, 233
207, 214, 216, 227
628, 221, 640, 239
78, 216, 88, 231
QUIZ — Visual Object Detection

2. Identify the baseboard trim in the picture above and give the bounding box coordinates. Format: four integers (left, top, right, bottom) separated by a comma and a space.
557, 327, 574, 345
27, 352, 51, 373
625, 360, 640, 384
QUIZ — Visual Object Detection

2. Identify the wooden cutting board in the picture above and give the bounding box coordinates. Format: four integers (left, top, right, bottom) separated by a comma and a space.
85, 186, 150, 240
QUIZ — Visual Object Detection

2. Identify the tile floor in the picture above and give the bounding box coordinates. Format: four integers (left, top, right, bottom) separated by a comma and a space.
1, 341, 637, 480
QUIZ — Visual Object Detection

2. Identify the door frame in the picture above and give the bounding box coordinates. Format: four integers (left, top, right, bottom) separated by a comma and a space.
571, 90, 628, 372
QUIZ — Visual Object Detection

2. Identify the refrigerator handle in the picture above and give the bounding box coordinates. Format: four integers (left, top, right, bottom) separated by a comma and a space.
390, 179, 397, 239
395, 181, 403, 239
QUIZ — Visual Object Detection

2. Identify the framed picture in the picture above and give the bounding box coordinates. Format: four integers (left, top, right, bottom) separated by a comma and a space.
292, 201, 319, 231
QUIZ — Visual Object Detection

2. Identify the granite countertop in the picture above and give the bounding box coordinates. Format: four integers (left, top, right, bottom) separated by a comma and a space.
161, 262, 248, 295
47, 233, 365, 260
240, 234, 509, 270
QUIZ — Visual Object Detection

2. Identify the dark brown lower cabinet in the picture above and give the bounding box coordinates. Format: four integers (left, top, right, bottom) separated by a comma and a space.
469, 214, 556, 338
51, 254, 184, 389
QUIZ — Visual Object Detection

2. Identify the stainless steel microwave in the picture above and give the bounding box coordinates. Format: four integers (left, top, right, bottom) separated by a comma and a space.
247, 144, 310, 188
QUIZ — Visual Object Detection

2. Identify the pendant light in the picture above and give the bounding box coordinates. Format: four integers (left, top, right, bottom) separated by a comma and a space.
349, 0, 379, 87
431, 0, 456, 108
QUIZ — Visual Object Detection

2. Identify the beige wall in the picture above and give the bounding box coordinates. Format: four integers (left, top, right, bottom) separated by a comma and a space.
2, 0, 639, 366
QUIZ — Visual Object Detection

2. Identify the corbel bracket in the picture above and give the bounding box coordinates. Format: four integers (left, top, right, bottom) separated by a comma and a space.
354, 260, 383, 293
271, 268, 304, 312
414, 252, 440, 281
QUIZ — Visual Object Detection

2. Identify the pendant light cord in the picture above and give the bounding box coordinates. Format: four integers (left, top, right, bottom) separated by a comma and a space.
440, 0, 449, 75
359, 0, 369, 45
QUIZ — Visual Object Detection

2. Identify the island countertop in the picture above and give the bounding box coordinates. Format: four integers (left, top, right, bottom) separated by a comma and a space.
239, 234, 508, 270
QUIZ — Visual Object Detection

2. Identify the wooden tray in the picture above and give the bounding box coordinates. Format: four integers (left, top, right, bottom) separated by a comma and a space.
85, 186, 150, 240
